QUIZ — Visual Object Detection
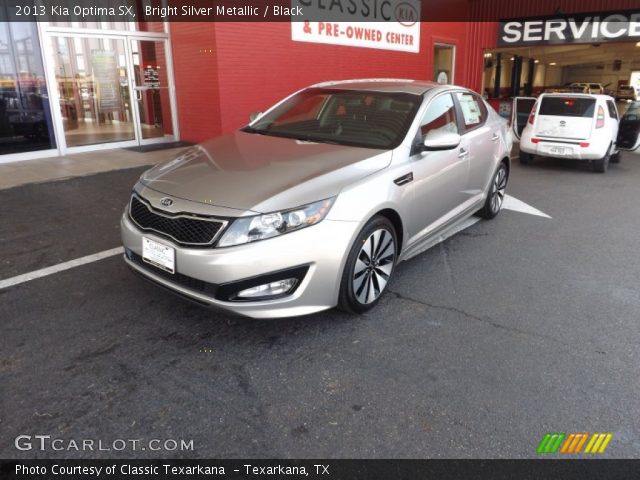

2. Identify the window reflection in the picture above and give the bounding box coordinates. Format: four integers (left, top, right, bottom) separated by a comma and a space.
0, 12, 56, 155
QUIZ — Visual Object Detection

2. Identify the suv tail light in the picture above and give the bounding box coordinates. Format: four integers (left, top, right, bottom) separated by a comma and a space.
596, 106, 605, 128
528, 102, 537, 125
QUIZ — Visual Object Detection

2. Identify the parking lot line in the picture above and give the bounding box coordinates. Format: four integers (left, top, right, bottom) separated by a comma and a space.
0, 247, 124, 290
0, 197, 546, 292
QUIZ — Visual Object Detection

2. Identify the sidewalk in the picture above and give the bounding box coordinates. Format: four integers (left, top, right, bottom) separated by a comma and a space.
0, 146, 188, 190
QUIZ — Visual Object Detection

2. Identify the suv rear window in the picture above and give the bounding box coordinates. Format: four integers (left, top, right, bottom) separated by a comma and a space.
539, 97, 596, 117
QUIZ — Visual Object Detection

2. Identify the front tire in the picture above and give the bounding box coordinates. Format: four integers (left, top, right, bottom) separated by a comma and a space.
338, 216, 397, 314
479, 163, 509, 220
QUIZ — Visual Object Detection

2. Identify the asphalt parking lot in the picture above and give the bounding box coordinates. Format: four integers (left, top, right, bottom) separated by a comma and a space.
1, 151, 640, 459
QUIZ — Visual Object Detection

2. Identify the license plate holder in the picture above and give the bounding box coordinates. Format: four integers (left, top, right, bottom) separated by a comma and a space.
142, 237, 175, 274
549, 146, 565, 155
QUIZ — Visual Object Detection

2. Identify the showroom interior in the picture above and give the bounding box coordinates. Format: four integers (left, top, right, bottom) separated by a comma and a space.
2, 0, 640, 468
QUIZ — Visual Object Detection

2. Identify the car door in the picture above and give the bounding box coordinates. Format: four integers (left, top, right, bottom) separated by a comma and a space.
406, 92, 469, 245
454, 91, 495, 198
511, 97, 537, 142
617, 102, 640, 153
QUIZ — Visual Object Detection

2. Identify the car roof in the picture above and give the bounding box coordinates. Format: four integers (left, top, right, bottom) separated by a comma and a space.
310, 78, 443, 95
541, 93, 613, 99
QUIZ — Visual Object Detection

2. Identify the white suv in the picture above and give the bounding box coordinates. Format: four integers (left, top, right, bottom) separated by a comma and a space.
519, 93, 620, 173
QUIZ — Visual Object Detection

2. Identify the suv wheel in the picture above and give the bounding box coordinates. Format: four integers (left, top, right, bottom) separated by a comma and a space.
479, 162, 509, 219
338, 216, 397, 314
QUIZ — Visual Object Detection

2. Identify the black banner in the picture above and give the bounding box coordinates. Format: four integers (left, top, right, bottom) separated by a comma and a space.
1, 460, 640, 480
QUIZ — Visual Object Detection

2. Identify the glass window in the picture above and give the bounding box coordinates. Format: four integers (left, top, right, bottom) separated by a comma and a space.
539, 97, 595, 118
420, 94, 458, 137
455, 92, 487, 130
47, 0, 166, 33
606, 100, 618, 120
434, 44, 454, 84
0, 10, 56, 155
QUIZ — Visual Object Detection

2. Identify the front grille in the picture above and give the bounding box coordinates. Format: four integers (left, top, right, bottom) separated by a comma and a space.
129, 194, 226, 246
126, 249, 218, 296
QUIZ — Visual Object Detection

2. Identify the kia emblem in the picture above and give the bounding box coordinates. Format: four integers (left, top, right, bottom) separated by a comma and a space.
160, 197, 174, 207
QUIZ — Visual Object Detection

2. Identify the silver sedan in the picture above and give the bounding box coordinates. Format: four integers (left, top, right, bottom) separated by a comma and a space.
121, 79, 513, 318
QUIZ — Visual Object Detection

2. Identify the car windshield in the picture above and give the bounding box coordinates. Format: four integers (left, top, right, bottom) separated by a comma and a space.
242, 88, 422, 149
539, 97, 595, 117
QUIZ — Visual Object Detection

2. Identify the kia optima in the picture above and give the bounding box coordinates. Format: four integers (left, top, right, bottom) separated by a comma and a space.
121, 79, 512, 318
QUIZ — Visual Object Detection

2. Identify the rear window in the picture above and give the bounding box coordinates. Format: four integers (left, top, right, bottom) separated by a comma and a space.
539, 97, 596, 118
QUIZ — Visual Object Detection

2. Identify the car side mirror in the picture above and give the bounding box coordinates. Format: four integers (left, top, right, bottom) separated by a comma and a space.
249, 111, 263, 122
421, 131, 461, 151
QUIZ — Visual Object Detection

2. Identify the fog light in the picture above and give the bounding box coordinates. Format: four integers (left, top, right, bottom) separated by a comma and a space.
236, 278, 297, 299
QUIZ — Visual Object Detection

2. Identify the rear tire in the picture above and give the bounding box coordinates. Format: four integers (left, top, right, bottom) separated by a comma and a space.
519, 151, 533, 165
338, 216, 397, 314
592, 149, 611, 173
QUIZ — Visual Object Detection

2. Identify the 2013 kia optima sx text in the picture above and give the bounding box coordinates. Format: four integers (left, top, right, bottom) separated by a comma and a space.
121, 79, 513, 318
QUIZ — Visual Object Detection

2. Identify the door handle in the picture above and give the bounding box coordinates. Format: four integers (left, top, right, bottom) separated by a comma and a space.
458, 149, 469, 158
491, 134, 500, 142
394, 172, 413, 186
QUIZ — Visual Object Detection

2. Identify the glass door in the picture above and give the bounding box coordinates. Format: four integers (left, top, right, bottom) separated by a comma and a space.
129, 38, 176, 145
49, 35, 135, 149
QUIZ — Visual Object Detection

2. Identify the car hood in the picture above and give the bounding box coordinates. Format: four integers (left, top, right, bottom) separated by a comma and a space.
139, 131, 390, 213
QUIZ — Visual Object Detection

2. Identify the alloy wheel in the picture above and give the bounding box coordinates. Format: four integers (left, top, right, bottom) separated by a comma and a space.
490, 166, 508, 214
353, 228, 395, 304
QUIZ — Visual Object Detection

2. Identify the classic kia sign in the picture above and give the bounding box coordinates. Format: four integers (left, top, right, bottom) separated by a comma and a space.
291, 0, 421, 53
498, 10, 640, 46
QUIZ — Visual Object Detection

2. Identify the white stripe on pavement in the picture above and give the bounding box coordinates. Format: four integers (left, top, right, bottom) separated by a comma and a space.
503, 194, 552, 218
0, 195, 549, 291
0, 247, 124, 290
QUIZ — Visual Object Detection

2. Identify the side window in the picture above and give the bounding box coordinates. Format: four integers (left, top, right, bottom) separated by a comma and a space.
606, 100, 618, 120
455, 92, 487, 131
419, 93, 458, 138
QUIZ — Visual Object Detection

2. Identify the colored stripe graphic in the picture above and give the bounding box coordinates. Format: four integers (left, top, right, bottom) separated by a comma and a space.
537, 433, 565, 454
539, 432, 613, 454
584, 433, 613, 454
560, 433, 589, 454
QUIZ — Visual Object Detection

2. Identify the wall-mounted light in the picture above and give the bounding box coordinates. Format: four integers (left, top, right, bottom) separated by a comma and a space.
483, 52, 493, 58
534, 60, 540, 64
549, 62, 557, 66
510, 57, 515, 61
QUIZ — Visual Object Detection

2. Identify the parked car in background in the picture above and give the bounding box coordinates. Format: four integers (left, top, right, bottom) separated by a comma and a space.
519, 93, 620, 172
615, 85, 640, 102
569, 82, 606, 94
121, 79, 513, 318
617, 101, 640, 154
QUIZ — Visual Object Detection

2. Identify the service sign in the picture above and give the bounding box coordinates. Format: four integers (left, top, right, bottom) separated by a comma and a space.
498, 10, 640, 47
291, 0, 421, 53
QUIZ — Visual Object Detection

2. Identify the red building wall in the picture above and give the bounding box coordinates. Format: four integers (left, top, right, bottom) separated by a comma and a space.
170, 21, 479, 143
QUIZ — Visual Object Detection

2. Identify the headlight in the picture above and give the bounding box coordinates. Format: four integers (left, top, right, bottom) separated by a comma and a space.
217, 197, 335, 247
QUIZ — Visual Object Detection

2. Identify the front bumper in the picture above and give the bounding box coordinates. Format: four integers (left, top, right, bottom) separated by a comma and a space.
120, 212, 359, 318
